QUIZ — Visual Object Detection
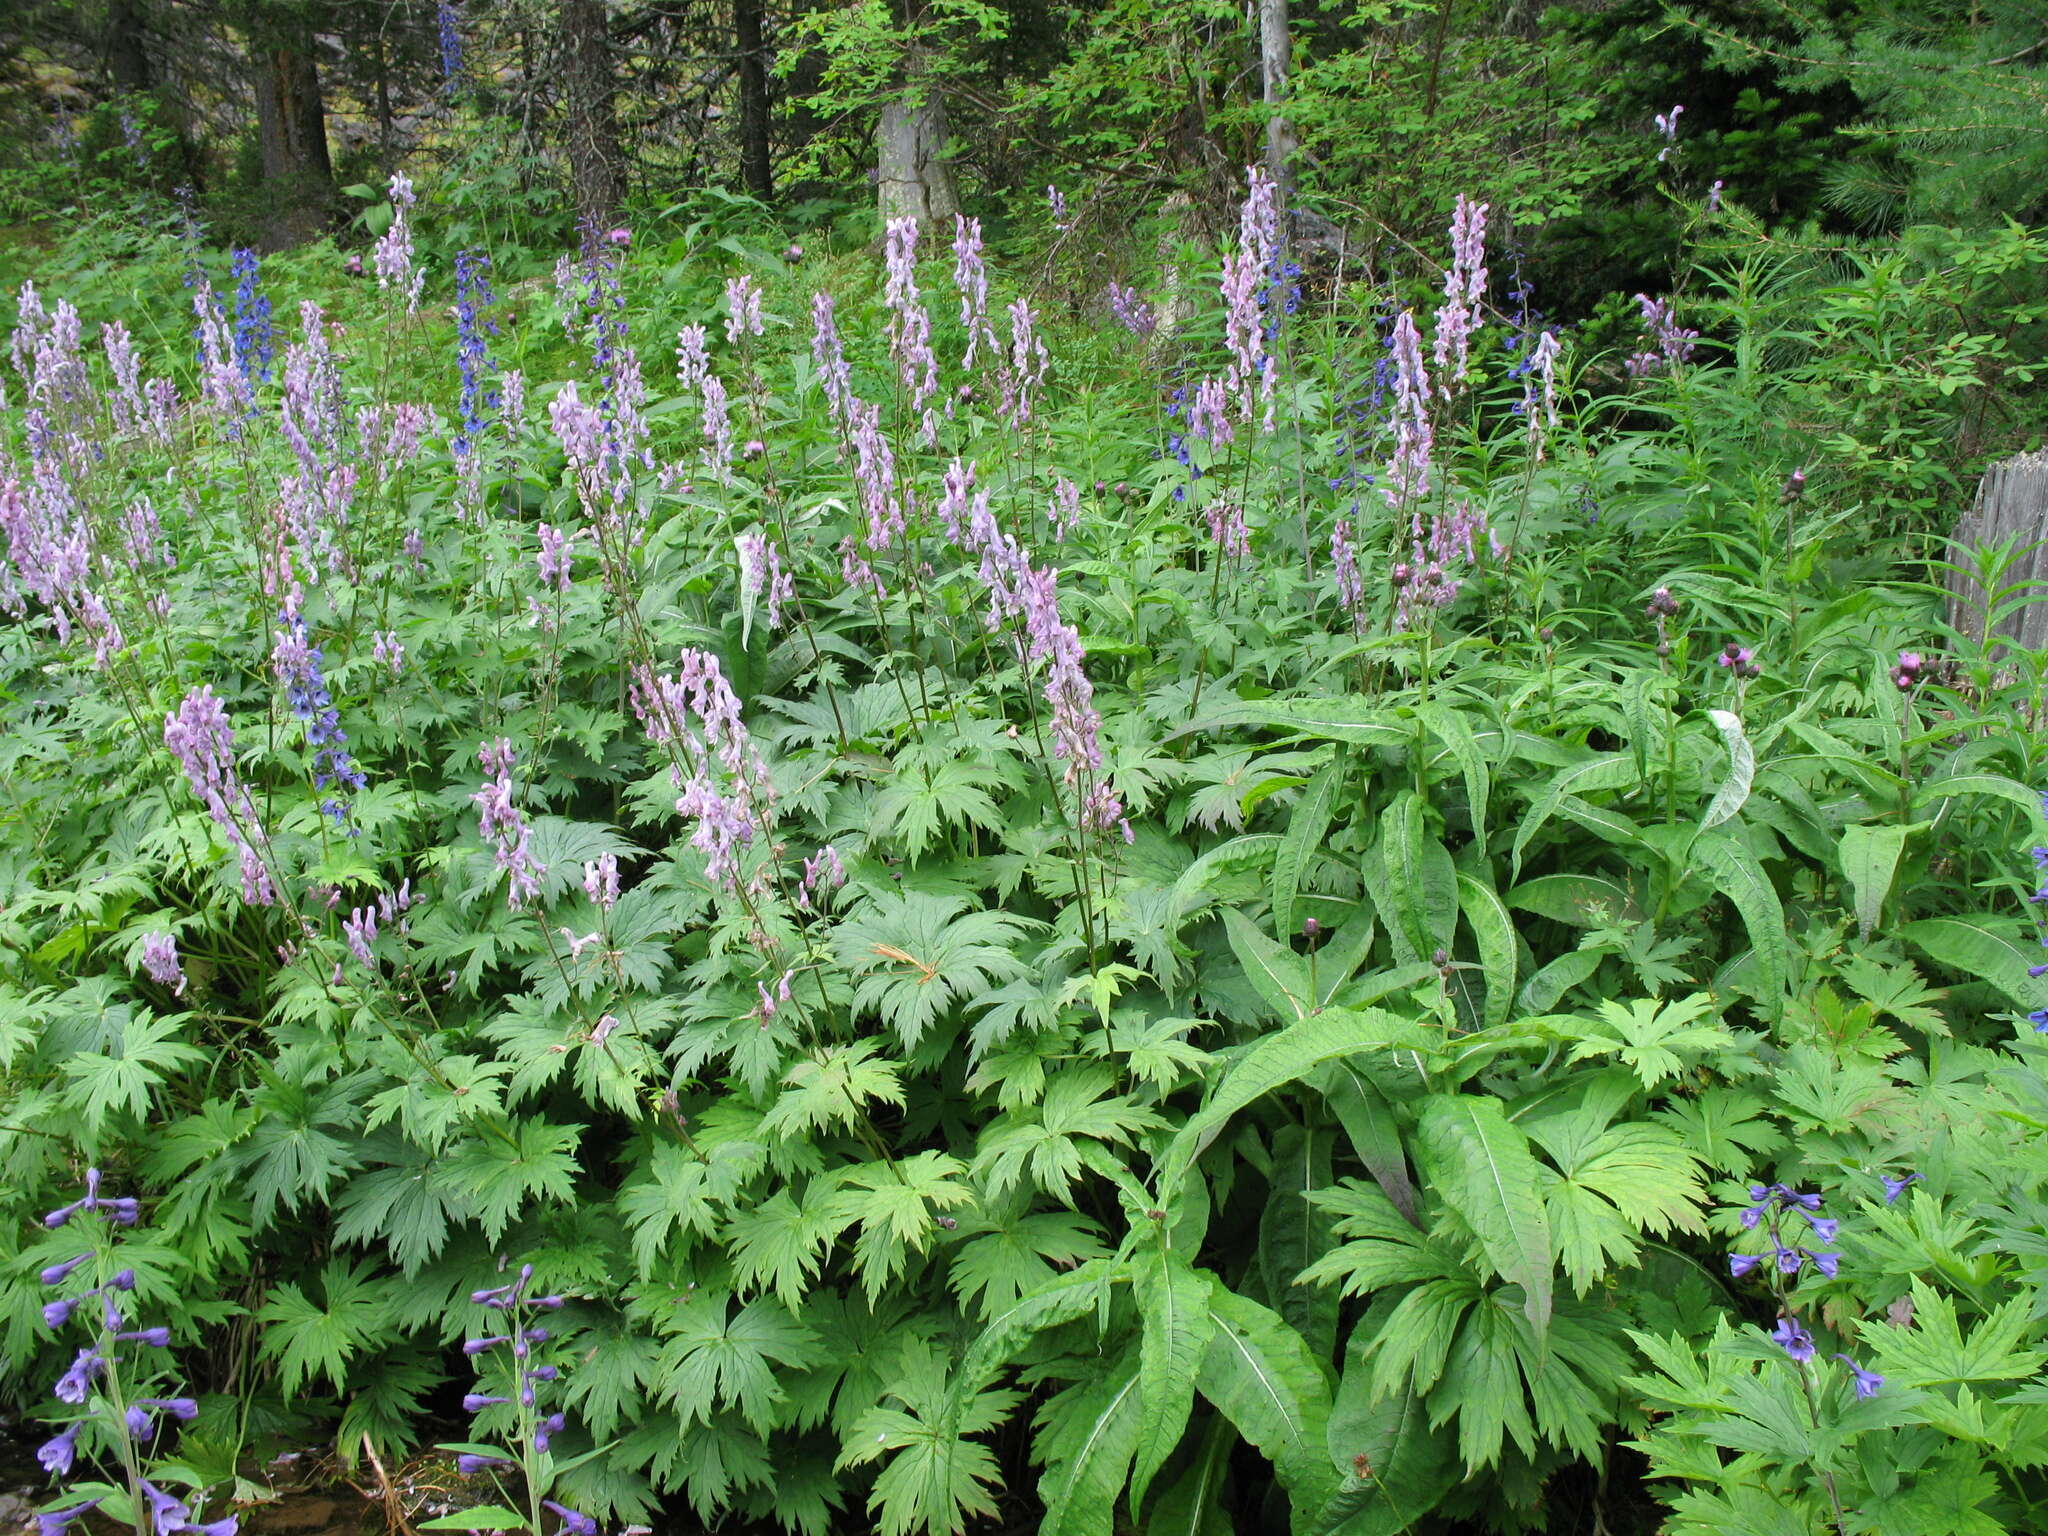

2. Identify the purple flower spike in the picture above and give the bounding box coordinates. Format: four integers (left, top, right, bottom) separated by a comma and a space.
543, 1501, 597, 1536
126, 1404, 154, 1438
36, 1499, 103, 1536
1729, 1253, 1760, 1278
1881, 1172, 1921, 1204
1770, 1317, 1816, 1363
534, 1410, 567, 1452
40, 1253, 93, 1286
1832, 1354, 1883, 1399
36, 1421, 81, 1477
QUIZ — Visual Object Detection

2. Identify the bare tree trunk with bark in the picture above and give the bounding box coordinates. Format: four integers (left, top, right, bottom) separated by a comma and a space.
249, 27, 335, 249
1259, 0, 1295, 217
734, 0, 773, 200
561, 0, 623, 229
876, 55, 958, 228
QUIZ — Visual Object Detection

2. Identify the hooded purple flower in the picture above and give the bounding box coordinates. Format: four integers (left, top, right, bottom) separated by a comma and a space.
1833, 1354, 1883, 1399
35, 1421, 80, 1477
1881, 1172, 1921, 1204
36, 1499, 103, 1536
1770, 1317, 1816, 1363
543, 1501, 597, 1536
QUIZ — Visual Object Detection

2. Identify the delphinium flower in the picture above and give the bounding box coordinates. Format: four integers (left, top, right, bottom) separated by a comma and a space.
798, 844, 846, 911
120, 497, 172, 573
271, 605, 367, 822
724, 274, 764, 347
457, 1264, 590, 1534
0, 468, 90, 644
809, 292, 855, 434
372, 172, 424, 313
342, 882, 415, 974
1654, 103, 1684, 162
847, 397, 903, 552
1011, 563, 1130, 843
1728, 1182, 1879, 1399
229, 248, 275, 387
1880, 1171, 1921, 1204
371, 629, 404, 676
549, 384, 639, 551
100, 321, 149, 436
35, 1171, 234, 1536
1393, 502, 1487, 630
1707, 179, 1725, 212
1105, 281, 1156, 339
1000, 299, 1049, 430
583, 853, 619, 910
1383, 310, 1433, 508
952, 215, 1000, 375
1047, 184, 1069, 231
675, 324, 710, 391
1205, 501, 1249, 562
1431, 194, 1489, 393
189, 281, 250, 418
736, 528, 794, 631
1049, 478, 1082, 543
883, 218, 940, 442
698, 370, 735, 478
137, 933, 186, 996
1625, 294, 1697, 377
1220, 170, 1278, 428
1330, 515, 1367, 634
1524, 329, 1562, 460
1188, 376, 1234, 450
472, 740, 546, 910
164, 687, 277, 907
452, 248, 500, 461
630, 650, 778, 895
437, 0, 464, 95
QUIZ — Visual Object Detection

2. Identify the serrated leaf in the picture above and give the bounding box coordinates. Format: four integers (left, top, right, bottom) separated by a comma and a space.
1130, 1251, 1216, 1514
1377, 793, 1455, 965
1414, 701, 1489, 846
1688, 828, 1787, 1016
1223, 908, 1312, 1022
1260, 1123, 1339, 1362
1195, 1282, 1334, 1507
1513, 754, 1638, 876
1316, 1378, 1456, 1536
1414, 1097, 1553, 1346
1273, 761, 1342, 943
1699, 709, 1754, 830
1455, 872, 1517, 1029
1038, 1354, 1144, 1536
1156, 1008, 1423, 1197
1901, 915, 2048, 1014
1839, 823, 1916, 943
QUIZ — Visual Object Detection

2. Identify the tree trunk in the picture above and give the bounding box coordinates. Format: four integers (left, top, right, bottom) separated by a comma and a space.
249, 29, 336, 250
876, 65, 958, 228
734, 0, 773, 201
105, 0, 154, 93
1258, 0, 1295, 215
1947, 449, 2048, 657
561, 0, 623, 229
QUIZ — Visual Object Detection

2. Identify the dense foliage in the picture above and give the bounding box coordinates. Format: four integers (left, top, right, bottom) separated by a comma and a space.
6, 146, 2048, 1536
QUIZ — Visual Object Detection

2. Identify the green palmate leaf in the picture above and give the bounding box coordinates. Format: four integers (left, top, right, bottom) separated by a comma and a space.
442, 1118, 583, 1242
1037, 1349, 1145, 1536
1131, 1250, 1217, 1515
1195, 1282, 1335, 1509
841, 1339, 1022, 1536
1273, 760, 1343, 943
1223, 907, 1312, 1022
1454, 872, 1517, 1029
254, 1259, 392, 1396
1687, 828, 1788, 1015
1155, 1008, 1424, 1197
1838, 822, 1918, 942
1512, 754, 1638, 876
833, 890, 1034, 1050
1698, 709, 1754, 830
1315, 1378, 1458, 1536
1901, 914, 2048, 1014
654, 1293, 821, 1432
1414, 1097, 1553, 1346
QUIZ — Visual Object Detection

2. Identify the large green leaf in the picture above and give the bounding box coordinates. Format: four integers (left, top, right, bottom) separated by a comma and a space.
1688, 828, 1787, 1015
1506, 873, 1643, 929
1195, 1282, 1336, 1508
1223, 908, 1312, 1023
1155, 1009, 1423, 1197
1260, 1123, 1340, 1361
1317, 1063, 1416, 1226
1698, 709, 1754, 830
1901, 915, 2048, 1014
1512, 754, 1638, 875
1454, 872, 1517, 1029
1143, 1416, 1234, 1536
1838, 823, 1917, 943
1377, 794, 1457, 965
1413, 702, 1490, 846
1180, 699, 1408, 749
1315, 1375, 1458, 1535
1039, 1351, 1145, 1536
1131, 1249, 1218, 1514
1911, 772, 2046, 821
1274, 760, 1343, 944
1414, 1097, 1553, 1346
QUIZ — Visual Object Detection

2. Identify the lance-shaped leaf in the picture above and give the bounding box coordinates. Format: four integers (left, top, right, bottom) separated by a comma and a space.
1414, 1097, 1554, 1347
1195, 1282, 1335, 1509
1038, 1349, 1145, 1536
1130, 1250, 1217, 1515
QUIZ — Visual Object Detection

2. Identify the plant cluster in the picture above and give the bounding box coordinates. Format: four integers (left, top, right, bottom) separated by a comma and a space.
4, 159, 2048, 1536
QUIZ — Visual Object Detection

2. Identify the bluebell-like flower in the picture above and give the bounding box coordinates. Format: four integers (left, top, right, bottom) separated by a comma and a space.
183, 1520, 238, 1536
1808, 1250, 1840, 1279
126, 1403, 154, 1438
1807, 1216, 1839, 1242
119, 1326, 173, 1348
1881, 1172, 1921, 1204
1729, 1253, 1760, 1278
1774, 1245, 1803, 1274
2029, 963, 2048, 977
543, 1500, 597, 1536
2030, 1008, 2048, 1032
54, 1347, 102, 1403
464, 1335, 508, 1355
1832, 1354, 1883, 1399
457, 1453, 512, 1475
139, 1479, 189, 1535
43, 1297, 77, 1329
36, 1498, 103, 1536
463, 1393, 510, 1413
40, 1253, 92, 1286
1771, 1317, 1816, 1362
35, 1421, 80, 1476
136, 1396, 198, 1420
534, 1410, 566, 1452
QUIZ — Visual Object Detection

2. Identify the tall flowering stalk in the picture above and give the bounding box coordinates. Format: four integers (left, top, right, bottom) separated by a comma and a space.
883, 218, 939, 444
1625, 294, 1698, 377
229, 248, 274, 387
33, 1171, 235, 1536
164, 687, 277, 907
371, 173, 424, 314
451, 1264, 594, 1536
272, 606, 366, 823
952, 215, 1000, 378
1383, 310, 1433, 509
630, 650, 778, 897
472, 738, 546, 909
1220, 165, 1282, 430
1431, 195, 1488, 394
